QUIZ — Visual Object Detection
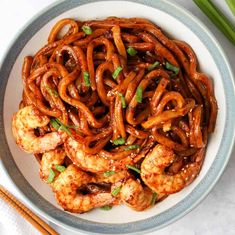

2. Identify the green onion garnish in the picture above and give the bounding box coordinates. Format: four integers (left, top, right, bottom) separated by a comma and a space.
124, 145, 140, 151
50, 118, 78, 135
148, 61, 160, 71
136, 86, 143, 103
112, 66, 123, 79
103, 171, 116, 177
47, 168, 55, 184
112, 137, 125, 146
165, 62, 179, 75
100, 205, 112, 210
82, 25, 92, 35
111, 186, 122, 197
55, 165, 66, 173
84, 71, 91, 87
118, 93, 126, 108
151, 192, 158, 206
193, 0, 235, 45
127, 47, 137, 56
50, 119, 60, 130
45, 86, 58, 97
55, 119, 77, 130
59, 125, 71, 135
226, 0, 235, 16
126, 165, 141, 174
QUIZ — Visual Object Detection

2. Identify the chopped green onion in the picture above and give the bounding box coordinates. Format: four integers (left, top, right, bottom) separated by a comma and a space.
148, 61, 160, 71
55, 119, 77, 130
50, 118, 78, 136
126, 164, 141, 174
100, 205, 112, 210
127, 47, 137, 56
50, 119, 60, 130
193, 0, 235, 45
136, 86, 143, 103
124, 145, 140, 151
84, 71, 91, 87
112, 137, 125, 146
58, 124, 71, 135
47, 168, 55, 184
118, 93, 126, 108
165, 62, 179, 75
45, 86, 58, 97
55, 165, 66, 173
111, 186, 122, 197
226, 0, 235, 16
112, 66, 123, 79
82, 25, 92, 35
103, 171, 116, 177
151, 192, 158, 206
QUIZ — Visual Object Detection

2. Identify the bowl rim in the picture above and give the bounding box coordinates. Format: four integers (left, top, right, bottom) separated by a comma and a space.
0, 0, 235, 234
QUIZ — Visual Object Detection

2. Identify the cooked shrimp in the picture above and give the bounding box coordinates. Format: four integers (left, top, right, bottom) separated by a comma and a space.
141, 144, 204, 194
52, 164, 116, 213
95, 170, 130, 184
40, 148, 66, 182
12, 105, 65, 153
64, 137, 137, 173
120, 178, 153, 211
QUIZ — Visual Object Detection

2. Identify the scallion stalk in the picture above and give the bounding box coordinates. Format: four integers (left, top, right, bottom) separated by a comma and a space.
112, 66, 123, 79
151, 192, 158, 206
112, 138, 125, 146
111, 186, 122, 197
82, 25, 92, 35
165, 62, 179, 75
126, 164, 141, 174
50, 119, 60, 130
118, 93, 126, 108
84, 71, 91, 87
50, 118, 77, 136
100, 205, 112, 210
226, 0, 235, 16
148, 61, 160, 71
193, 0, 235, 45
124, 145, 140, 151
127, 47, 137, 56
47, 168, 55, 184
136, 86, 143, 103
55, 165, 66, 173
103, 171, 116, 177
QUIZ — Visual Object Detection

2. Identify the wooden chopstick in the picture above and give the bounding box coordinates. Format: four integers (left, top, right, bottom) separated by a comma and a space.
0, 185, 59, 235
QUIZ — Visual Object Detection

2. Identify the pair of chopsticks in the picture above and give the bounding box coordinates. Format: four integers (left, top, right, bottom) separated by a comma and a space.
0, 185, 59, 235
193, 0, 235, 45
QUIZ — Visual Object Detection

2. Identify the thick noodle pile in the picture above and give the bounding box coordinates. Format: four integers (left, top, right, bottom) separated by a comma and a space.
12, 17, 218, 213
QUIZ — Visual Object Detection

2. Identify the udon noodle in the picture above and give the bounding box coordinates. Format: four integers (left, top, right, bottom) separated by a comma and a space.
12, 17, 217, 213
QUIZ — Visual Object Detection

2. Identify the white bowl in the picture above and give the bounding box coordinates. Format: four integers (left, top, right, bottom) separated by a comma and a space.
0, 0, 235, 234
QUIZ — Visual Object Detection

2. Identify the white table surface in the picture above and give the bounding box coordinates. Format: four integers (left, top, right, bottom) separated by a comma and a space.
0, 0, 235, 234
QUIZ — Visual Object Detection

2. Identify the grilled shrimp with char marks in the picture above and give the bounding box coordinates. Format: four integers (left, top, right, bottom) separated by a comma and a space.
141, 144, 205, 194
12, 105, 65, 154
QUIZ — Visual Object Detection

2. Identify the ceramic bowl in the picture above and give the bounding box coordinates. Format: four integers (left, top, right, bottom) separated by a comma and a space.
0, 0, 235, 234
